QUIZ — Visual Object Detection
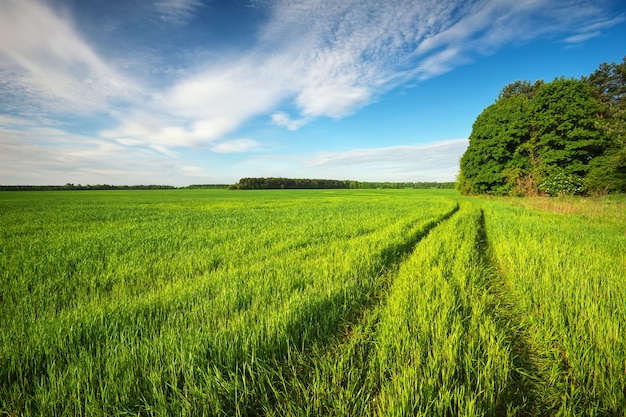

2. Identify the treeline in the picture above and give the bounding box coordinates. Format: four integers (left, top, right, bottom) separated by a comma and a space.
185, 184, 230, 189
0, 184, 177, 191
230, 177, 456, 190
0, 184, 234, 191
458, 57, 626, 196
1, 181, 454, 191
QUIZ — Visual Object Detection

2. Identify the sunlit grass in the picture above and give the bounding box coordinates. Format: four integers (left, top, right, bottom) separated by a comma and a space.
482, 198, 626, 415
0, 189, 455, 415
1, 189, 624, 416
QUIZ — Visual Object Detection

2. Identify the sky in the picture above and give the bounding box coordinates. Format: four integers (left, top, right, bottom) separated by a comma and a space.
1, 0, 625, 186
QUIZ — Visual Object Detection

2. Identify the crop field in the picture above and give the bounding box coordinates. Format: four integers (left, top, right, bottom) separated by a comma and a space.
1, 189, 624, 416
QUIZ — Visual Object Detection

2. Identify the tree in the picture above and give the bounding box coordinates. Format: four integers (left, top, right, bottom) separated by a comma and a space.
583, 57, 626, 193
458, 93, 531, 194
529, 78, 607, 194
497, 79, 544, 100
458, 67, 623, 196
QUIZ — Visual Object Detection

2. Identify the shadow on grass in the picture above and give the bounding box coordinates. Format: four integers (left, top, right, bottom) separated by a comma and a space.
476, 209, 552, 416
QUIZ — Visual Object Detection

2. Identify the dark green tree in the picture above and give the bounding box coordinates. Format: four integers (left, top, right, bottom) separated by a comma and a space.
458, 69, 621, 196
584, 57, 626, 193
458, 93, 531, 194
529, 78, 607, 194
497, 79, 544, 100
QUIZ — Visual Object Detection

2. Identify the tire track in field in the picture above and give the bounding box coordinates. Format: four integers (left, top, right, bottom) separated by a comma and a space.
476, 209, 547, 416
377, 202, 459, 273
263, 203, 460, 416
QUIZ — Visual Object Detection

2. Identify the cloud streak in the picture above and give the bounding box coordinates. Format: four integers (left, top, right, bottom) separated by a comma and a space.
563, 14, 626, 43
0, 126, 216, 185
236, 139, 469, 182
308, 139, 469, 180
211, 138, 262, 154
0, 0, 135, 116
110, 0, 620, 149
154, 0, 203, 24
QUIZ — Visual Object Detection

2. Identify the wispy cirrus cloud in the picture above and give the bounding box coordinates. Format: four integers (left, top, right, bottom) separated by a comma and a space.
211, 138, 262, 153
308, 139, 469, 180
121, 0, 621, 149
0, 126, 217, 185
154, 0, 203, 24
258, 0, 614, 117
271, 112, 310, 131
0, 0, 136, 116
563, 14, 626, 43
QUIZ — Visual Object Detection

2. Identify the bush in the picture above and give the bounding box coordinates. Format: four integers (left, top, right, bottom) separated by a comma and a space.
538, 170, 583, 196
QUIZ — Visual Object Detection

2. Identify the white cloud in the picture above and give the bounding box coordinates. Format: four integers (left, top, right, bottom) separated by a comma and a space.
563, 14, 625, 43
100, 112, 206, 150
563, 32, 601, 44
154, 0, 203, 24
0, 127, 174, 185
211, 138, 261, 153
183, 0, 618, 133
0, 114, 32, 127
236, 139, 469, 182
0, 0, 622, 185
161, 60, 287, 131
271, 112, 310, 131
180, 165, 213, 179
0, 0, 136, 115
3, 0, 618, 144
308, 139, 468, 180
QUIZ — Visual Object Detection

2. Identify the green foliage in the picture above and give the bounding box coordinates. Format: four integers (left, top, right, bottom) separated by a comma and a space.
584, 145, 626, 194
232, 177, 353, 189
584, 57, 626, 193
459, 94, 531, 194
459, 58, 626, 196
537, 168, 584, 196
530, 78, 606, 176
497, 79, 544, 100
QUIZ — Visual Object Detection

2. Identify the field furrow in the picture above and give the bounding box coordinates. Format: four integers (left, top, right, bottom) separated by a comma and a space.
258, 200, 460, 417
369, 204, 516, 416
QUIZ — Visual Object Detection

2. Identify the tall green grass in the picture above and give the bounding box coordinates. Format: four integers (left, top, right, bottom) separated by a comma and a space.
1, 190, 624, 415
371, 204, 514, 416
482, 198, 626, 415
0, 189, 456, 415
259, 205, 521, 416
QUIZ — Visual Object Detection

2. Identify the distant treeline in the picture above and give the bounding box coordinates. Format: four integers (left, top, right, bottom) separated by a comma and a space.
0, 184, 178, 191
1, 181, 455, 191
230, 177, 456, 190
185, 184, 230, 189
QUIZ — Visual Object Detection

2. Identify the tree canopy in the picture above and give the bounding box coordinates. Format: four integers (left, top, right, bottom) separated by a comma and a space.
458, 57, 626, 196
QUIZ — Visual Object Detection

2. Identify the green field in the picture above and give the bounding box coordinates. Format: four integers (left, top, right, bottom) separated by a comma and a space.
1, 189, 624, 416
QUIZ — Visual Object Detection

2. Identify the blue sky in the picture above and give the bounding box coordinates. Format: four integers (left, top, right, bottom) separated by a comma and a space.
1, 0, 625, 185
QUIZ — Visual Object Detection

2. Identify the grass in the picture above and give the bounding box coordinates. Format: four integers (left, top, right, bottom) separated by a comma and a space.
0, 189, 624, 416
481, 197, 626, 415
